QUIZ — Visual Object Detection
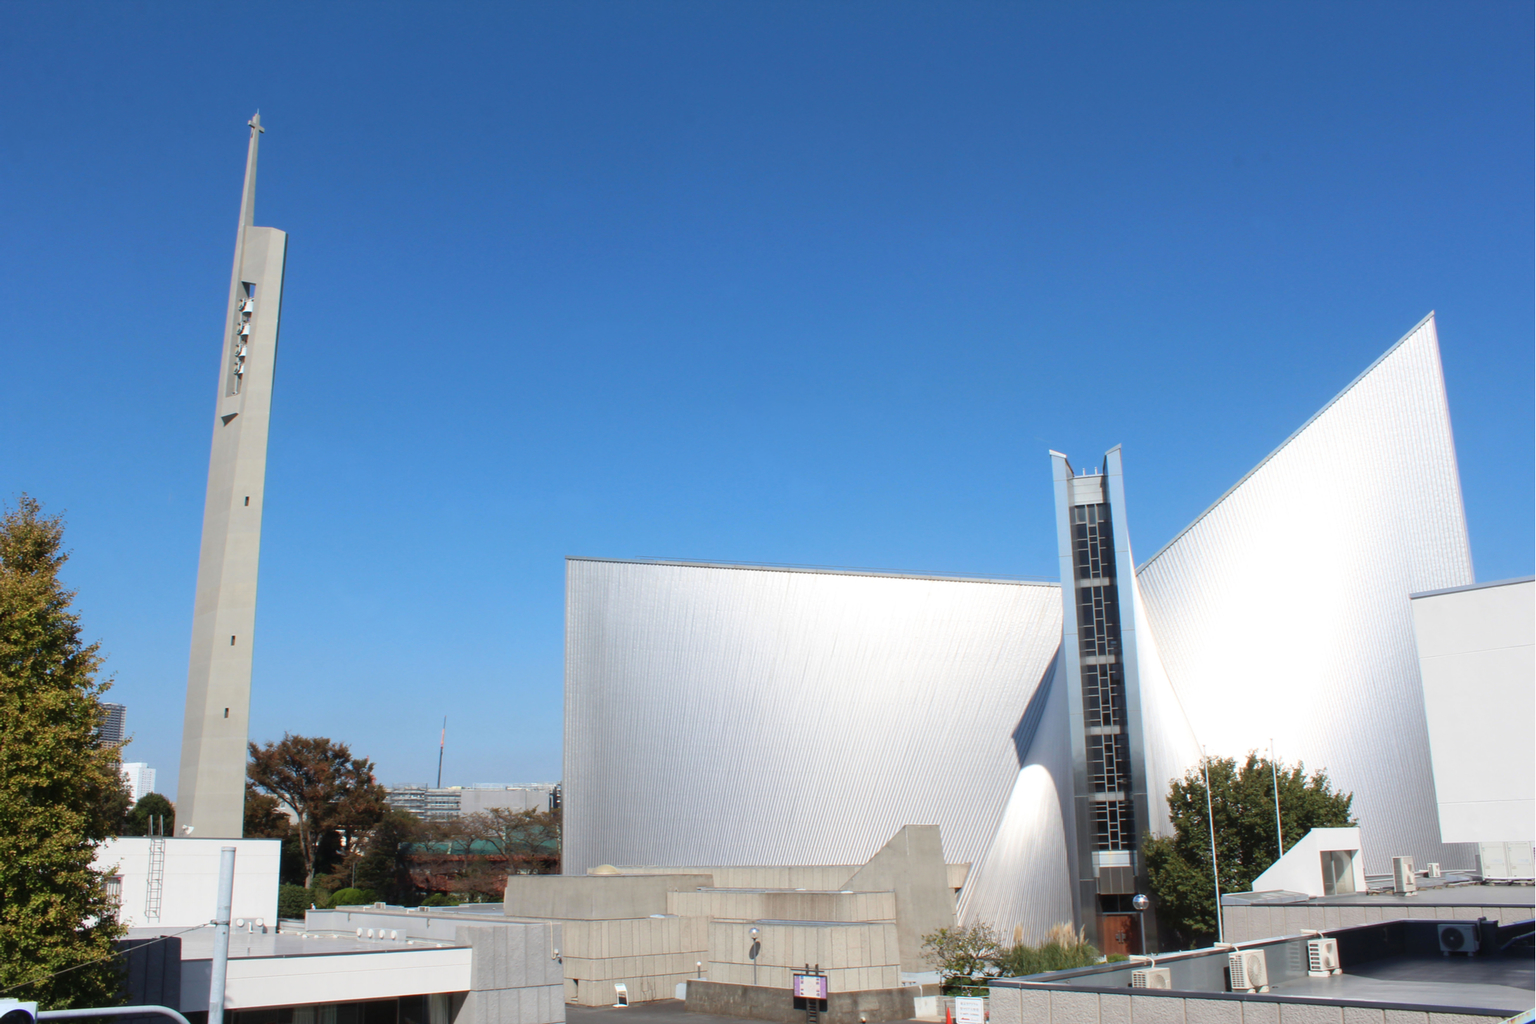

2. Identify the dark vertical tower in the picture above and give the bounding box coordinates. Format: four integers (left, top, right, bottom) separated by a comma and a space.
1050, 447, 1153, 953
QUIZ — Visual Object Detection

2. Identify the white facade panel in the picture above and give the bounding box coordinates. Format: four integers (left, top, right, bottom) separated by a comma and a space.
97, 837, 280, 929
954, 659, 1077, 939
563, 559, 1063, 879
1411, 578, 1535, 844
1135, 314, 1475, 871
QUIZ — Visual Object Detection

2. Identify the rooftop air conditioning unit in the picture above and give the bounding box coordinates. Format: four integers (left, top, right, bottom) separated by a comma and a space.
1306, 938, 1341, 977
1392, 856, 1416, 895
1131, 967, 1171, 989
0, 1001, 36, 1024
1228, 950, 1269, 993
1437, 923, 1479, 956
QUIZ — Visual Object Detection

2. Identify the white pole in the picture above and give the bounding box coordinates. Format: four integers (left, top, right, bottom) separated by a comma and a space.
1270, 738, 1283, 861
209, 846, 236, 1024
1202, 751, 1223, 944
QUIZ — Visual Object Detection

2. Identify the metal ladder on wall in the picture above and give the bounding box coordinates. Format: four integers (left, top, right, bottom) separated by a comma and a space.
144, 834, 166, 922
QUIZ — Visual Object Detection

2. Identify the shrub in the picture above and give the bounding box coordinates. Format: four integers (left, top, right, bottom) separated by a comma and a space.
277, 884, 325, 919
995, 923, 1101, 977
419, 892, 463, 907
327, 887, 377, 907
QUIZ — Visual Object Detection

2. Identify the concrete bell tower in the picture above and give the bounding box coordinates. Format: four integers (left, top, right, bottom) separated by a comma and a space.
176, 114, 287, 837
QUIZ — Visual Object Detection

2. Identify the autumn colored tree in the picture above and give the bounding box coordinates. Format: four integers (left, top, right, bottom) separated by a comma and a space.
0, 496, 126, 1007
460, 806, 561, 875
1143, 753, 1355, 948
246, 734, 387, 887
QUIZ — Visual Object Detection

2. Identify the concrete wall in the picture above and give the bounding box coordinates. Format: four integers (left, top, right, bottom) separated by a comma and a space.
708, 920, 901, 993
1222, 899, 1536, 944
305, 907, 564, 1024
560, 914, 708, 1006
989, 985, 1505, 1024
98, 837, 280, 928
686, 979, 916, 1024
668, 889, 896, 923
842, 825, 955, 971
502, 873, 713, 920
600, 865, 861, 889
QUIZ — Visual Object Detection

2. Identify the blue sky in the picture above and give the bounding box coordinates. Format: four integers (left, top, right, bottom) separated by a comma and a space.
2, 3, 1530, 795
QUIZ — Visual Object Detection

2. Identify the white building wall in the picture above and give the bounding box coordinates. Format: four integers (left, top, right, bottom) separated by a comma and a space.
1134, 314, 1476, 872
121, 762, 157, 803
459, 785, 556, 816
563, 559, 1064, 878
1249, 826, 1368, 896
1410, 578, 1535, 844
97, 837, 280, 928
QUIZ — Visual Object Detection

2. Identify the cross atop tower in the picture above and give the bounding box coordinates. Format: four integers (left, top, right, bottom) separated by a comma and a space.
248, 111, 264, 134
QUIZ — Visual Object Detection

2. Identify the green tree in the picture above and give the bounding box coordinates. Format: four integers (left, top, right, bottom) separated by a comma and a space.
1143, 753, 1355, 948
246, 734, 388, 887
353, 808, 423, 904
0, 496, 127, 1007
921, 923, 1001, 994
98, 763, 132, 836
124, 793, 174, 836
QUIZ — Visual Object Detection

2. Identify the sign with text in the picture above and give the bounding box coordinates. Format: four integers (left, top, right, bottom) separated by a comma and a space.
793, 974, 828, 1000
954, 997, 985, 1024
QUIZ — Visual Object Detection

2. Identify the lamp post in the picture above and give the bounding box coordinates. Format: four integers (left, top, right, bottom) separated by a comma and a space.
749, 928, 761, 987
1131, 893, 1150, 957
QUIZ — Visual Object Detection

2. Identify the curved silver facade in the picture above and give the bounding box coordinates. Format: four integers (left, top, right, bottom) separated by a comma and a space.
1135, 313, 1474, 871
563, 559, 1063, 878
564, 313, 1478, 936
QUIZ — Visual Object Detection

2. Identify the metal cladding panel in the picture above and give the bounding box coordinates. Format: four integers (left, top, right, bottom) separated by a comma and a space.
1135, 314, 1475, 871
563, 559, 1063, 876
955, 654, 1077, 940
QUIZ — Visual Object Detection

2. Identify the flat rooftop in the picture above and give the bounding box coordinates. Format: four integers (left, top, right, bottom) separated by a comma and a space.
992, 917, 1535, 1017
1269, 954, 1532, 1014
1223, 879, 1536, 908
127, 924, 462, 959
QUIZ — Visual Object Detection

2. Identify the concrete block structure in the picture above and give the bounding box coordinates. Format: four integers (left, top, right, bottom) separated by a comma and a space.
707, 919, 901, 992
500, 824, 955, 1006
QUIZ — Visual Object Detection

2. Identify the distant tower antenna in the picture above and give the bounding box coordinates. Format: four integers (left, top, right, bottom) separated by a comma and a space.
437, 717, 446, 789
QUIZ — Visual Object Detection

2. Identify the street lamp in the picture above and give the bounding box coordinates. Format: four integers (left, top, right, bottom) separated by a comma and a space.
1131, 894, 1150, 957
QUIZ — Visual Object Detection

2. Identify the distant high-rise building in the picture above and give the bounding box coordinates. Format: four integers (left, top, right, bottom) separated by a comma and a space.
176, 114, 288, 839
120, 762, 157, 804
98, 702, 126, 747
385, 783, 560, 820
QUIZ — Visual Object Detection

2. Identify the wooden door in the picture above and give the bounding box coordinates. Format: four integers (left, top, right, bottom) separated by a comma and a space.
1099, 913, 1140, 957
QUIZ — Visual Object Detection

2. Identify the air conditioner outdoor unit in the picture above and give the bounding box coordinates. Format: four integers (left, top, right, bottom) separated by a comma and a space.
0, 1000, 37, 1024
1131, 967, 1171, 989
1306, 938, 1341, 977
1228, 950, 1269, 993
1437, 923, 1479, 956
1392, 856, 1416, 895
